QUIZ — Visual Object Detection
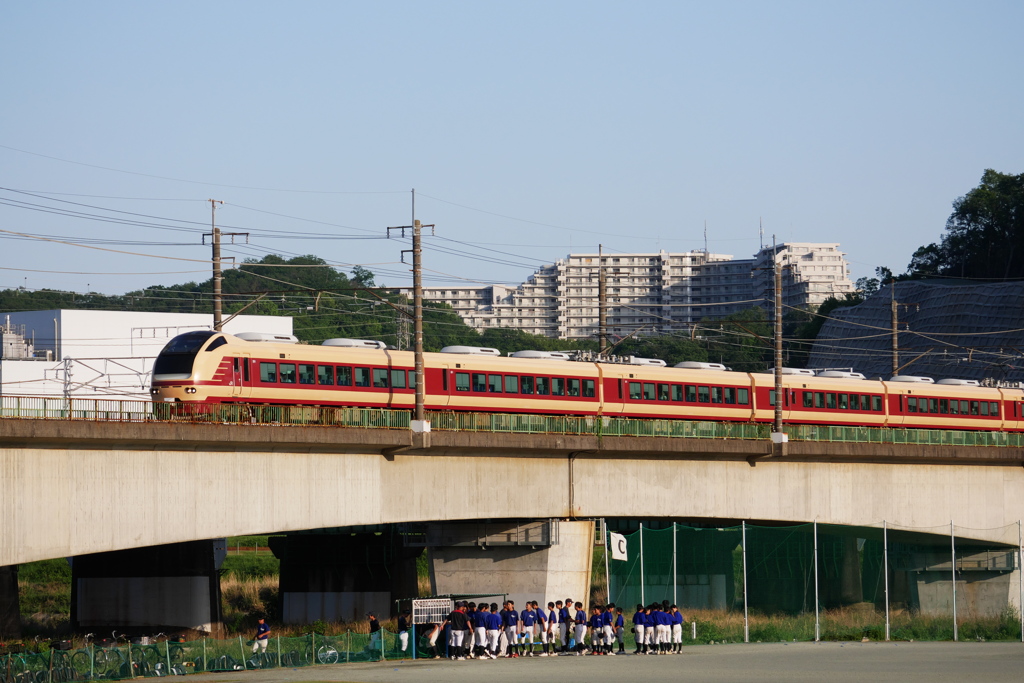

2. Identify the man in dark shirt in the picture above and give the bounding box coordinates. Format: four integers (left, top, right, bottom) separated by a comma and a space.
397, 609, 411, 655
442, 603, 470, 660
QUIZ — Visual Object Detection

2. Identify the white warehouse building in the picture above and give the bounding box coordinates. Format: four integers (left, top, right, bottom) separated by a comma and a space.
0, 310, 292, 400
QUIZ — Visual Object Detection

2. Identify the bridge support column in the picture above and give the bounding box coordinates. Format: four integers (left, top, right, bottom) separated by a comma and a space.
71, 540, 225, 634
270, 531, 420, 624
427, 520, 593, 609
0, 565, 19, 637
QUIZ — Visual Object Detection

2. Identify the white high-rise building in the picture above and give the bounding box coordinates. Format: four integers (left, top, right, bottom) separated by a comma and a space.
424, 243, 855, 340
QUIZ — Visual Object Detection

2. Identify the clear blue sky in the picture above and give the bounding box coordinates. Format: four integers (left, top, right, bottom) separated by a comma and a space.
2, 0, 1021, 295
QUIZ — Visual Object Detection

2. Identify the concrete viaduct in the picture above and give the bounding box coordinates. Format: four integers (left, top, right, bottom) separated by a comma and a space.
2, 418, 1023, 633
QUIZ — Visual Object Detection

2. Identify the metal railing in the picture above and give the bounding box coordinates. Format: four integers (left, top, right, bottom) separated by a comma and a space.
1, 395, 1021, 447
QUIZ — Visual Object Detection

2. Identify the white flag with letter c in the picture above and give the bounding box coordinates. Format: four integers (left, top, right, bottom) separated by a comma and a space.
609, 531, 628, 561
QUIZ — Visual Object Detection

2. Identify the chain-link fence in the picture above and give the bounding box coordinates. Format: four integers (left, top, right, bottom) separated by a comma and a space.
0, 629, 438, 682
607, 522, 1024, 644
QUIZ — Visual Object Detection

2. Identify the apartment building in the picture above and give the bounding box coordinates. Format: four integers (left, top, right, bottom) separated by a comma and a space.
424, 243, 854, 340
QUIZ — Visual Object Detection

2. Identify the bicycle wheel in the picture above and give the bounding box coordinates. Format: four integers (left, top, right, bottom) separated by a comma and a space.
167, 647, 184, 665
281, 650, 299, 667
317, 647, 338, 664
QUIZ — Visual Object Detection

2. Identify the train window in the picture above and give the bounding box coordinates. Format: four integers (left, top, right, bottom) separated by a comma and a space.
948, 399, 959, 415
980, 401, 989, 416
738, 388, 750, 405
725, 387, 736, 405
860, 395, 870, 410
536, 377, 550, 395
959, 400, 968, 415
938, 399, 948, 414
826, 393, 836, 409
768, 390, 776, 407
672, 385, 683, 401
373, 368, 389, 388
455, 372, 470, 392
814, 392, 825, 408
990, 401, 1000, 416
355, 367, 370, 387
552, 378, 566, 396
206, 336, 228, 352
658, 383, 670, 401
243, 360, 250, 382
298, 364, 316, 385
317, 365, 334, 386
803, 392, 813, 408
698, 386, 710, 403
926, 398, 937, 413
712, 387, 724, 404
583, 379, 596, 398
849, 394, 859, 410
259, 362, 277, 383
686, 385, 697, 402
337, 366, 352, 386
505, 375, 519, 393
521, 376, 535, 394
838, 394, 848, 410
280, 363, 296, 384
472, 373, 487, 392
391, 370, 407, 389
970, 400, 980, 415
629, 382, 642, 400
643, 383, 656, 400
489, 374, 503, 393
872, 395, 882, 411
409, 371, 417, 389
907, 397, 917, 413
568, 378, 581, 396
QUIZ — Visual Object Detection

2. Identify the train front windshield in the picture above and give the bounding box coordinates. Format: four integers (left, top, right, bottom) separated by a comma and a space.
153, 331, 219, 377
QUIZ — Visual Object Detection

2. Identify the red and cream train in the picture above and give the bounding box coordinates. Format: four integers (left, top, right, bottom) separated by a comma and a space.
150, 330, 1024, 432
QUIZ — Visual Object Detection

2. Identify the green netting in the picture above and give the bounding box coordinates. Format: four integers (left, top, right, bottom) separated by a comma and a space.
0, 629, 430, 682
606, 522, 1023, 643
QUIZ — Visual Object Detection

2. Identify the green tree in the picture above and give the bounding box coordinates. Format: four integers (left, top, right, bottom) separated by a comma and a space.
906, 169, 1024, 279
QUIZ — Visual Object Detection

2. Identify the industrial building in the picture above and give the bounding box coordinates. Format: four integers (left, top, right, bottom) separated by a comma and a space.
0, 309, 292, 400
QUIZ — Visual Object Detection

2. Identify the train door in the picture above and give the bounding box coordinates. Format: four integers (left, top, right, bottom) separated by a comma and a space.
231, 355, 251, 400
439, 365, 452, 407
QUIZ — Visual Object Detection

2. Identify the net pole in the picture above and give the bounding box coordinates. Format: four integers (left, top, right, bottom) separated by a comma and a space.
813, 520, 820, 642
639, 523, 645, 606
883, 521, 890, 641
742, 521, 749, 643
950, 521, 958, 642
604, 519, 611, 605
672, 522, 678, 607
1018, 520, 1022, 644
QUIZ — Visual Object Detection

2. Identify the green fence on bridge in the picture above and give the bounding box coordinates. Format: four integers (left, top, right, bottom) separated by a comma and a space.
2, 395, 1022, 447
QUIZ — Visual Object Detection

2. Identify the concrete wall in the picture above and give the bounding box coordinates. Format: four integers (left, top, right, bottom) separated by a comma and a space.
2, 421, 1024, 566
429, 521, 594, 609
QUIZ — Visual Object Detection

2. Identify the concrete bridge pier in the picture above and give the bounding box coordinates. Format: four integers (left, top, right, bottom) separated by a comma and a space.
269, 530, 420, 624
426, 520, 594, 609
71, 540, 225, 634
0, 565, 19, 637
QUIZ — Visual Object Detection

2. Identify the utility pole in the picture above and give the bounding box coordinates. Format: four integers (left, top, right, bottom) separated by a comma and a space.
598, 244, 608, 354
889, 279, 918, 377
202, 200, 248, 331
209, 200, 224, 330
770, 236, 787, 453
891, 280, 898, 377
387, 190, 434, 436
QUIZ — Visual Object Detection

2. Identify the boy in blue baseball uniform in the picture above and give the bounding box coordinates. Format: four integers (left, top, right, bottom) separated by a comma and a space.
615, 606, 625, 654
520, 601, 537, 656
632, 604, 646, 654
588, 606, 603, 655
601, 604, 615, 655
545, 601, 558, 656
573, 602, 587, 655
670, 605, 685, 653
486, 602, 501, 659
503, 600, 520, 657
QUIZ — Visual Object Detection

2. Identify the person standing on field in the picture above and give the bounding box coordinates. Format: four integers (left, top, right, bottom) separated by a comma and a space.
251, 616, 270, 654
